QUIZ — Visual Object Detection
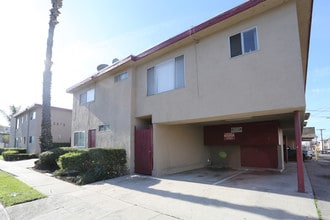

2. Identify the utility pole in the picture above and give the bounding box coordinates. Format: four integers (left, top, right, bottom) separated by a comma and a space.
315, 135, 318, 160
318, 129, 325, 154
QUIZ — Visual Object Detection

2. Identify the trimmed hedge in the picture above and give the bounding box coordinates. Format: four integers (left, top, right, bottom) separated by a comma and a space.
58, 151, 91, 173
51, 143, 71, 149
0, 148, 26, 154
57, 148, 127, 185
2, 150, 37, 161
35, 147, 78, 171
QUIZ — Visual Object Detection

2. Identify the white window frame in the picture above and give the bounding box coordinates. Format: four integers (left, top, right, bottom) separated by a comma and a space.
147, 55, 185, 96
229, 27, 259, 58
73, 131, 85, 147
16, 119, 20, 129
114, 72, 128, 82
99, 124, 111, 131
80, 88, 95, 104
31, 111, 36, 120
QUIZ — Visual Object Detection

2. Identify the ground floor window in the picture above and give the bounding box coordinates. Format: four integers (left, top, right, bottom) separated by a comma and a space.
74, 131, 85, 147
29, 136, 34, 144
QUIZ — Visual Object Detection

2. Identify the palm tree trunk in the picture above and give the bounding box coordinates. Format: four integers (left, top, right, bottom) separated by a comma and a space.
40, 0, 63, 152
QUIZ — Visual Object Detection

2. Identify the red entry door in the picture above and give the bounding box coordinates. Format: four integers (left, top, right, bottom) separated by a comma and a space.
135, 126, 153, 175
88, 129, 96, 148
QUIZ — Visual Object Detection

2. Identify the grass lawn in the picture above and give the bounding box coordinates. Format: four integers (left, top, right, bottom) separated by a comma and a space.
0, 170, 46, 207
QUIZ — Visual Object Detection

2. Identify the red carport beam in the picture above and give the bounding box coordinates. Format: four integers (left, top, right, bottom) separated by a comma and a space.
294, 111, 305, 193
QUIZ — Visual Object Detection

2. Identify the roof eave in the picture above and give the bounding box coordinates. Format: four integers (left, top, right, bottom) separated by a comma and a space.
66, 55, 135, 93
68, 0, 290, 93
135, 0, 266, 61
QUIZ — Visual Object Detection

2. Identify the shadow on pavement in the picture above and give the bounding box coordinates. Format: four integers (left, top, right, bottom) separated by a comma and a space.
90, 162, 315, 220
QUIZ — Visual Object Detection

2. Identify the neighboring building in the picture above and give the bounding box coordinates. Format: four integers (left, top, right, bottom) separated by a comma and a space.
302, 127, 315, 150
67, 0, 313, 176
0, 126, 10, 148
9, 104, 72, 154
323, 138, 330, 153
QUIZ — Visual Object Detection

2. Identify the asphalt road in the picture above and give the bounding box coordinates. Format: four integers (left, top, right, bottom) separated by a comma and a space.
305, 154, 330, 220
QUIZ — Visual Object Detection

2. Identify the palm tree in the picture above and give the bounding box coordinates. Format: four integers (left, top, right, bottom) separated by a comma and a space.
0, 105, 21, 126
40, 0, 63, 152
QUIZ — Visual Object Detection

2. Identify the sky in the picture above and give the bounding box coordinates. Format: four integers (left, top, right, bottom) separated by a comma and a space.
0, 0, 329, 139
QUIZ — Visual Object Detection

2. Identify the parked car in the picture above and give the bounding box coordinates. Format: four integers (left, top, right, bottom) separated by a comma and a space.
305, 150, 313, 160
288, 148, 312, 161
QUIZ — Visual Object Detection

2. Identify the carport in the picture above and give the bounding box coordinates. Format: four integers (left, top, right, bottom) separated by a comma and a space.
204, 120, 280, 169
137, 111, 306, 192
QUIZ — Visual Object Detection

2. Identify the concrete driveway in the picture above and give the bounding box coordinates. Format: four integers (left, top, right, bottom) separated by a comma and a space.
1, 159, 318, 220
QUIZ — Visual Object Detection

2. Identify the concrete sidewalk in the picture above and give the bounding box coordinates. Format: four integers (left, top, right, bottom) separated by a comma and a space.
0, 159, 319, 220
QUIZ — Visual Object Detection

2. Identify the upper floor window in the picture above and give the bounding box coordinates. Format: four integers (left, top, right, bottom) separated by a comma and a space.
229, 27, 258, 58
31, 111, 36, 120
16, 119, 20, 129
99, 124, 111, 131
147, 55, 185, 96
114, 72, 128, 82
80, 88, 95, 104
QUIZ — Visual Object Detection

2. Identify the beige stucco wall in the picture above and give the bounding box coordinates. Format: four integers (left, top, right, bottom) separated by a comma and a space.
9, 108, 41, 153
9, 106, 72, 154
71, 70, 133, 165
51, 108, 72, 144
135, 2, 305, 124
152, 124, 208, 176
68, 1, 309, 175
29, 107, 41, 154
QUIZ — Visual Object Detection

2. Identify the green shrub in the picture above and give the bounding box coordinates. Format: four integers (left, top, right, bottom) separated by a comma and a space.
0, 148, 26, 155
2, 150, 37, 161
2, 150, 19, 157
51, 143, 71, 149
58, 151, 91, 172
88, 148, 127, 178
55, 148, 127, 185
36, 151, 57, 170
35, 147, 77, 171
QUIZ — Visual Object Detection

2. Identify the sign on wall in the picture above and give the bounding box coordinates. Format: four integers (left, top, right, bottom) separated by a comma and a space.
231, 127, 242, 133
224, 132, 235, 140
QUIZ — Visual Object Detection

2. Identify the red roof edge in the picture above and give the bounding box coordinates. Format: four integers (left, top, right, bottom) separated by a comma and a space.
135, 0, 266, 60
67, 0, 267, 93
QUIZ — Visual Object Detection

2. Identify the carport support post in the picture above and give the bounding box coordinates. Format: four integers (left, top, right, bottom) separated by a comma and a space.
294, 111, 305, 193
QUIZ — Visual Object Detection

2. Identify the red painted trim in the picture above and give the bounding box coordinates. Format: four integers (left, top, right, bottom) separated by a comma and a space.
294, 111, 305, 193
135, 0, 266, 60
67, 0, 267, 93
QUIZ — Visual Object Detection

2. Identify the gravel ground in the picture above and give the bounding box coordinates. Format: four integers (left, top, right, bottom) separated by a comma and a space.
305, 154, 330, 220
